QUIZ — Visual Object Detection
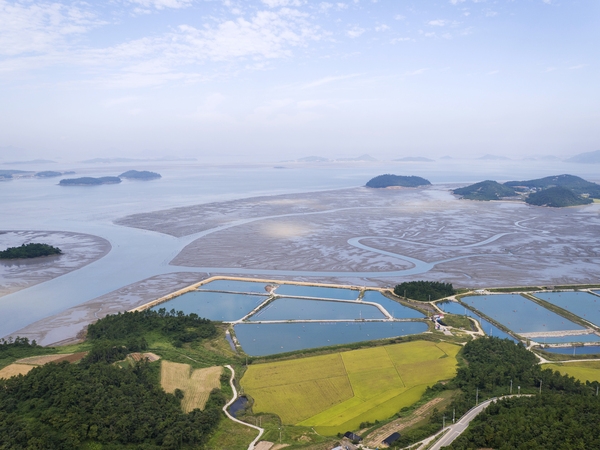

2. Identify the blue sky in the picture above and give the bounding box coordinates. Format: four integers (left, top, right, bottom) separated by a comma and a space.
0, 0, 598, 161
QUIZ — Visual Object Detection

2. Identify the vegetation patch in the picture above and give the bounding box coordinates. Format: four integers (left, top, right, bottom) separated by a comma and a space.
542, 361, 600, 383
241, 340, 460, 435
160, 361, 223, 413
0, 363, 35, 379
366, 174, 431, 188
394, 281, 455, 301
0, 243, 62, 259
453, 180, 517, 201
526, 185, 593, 207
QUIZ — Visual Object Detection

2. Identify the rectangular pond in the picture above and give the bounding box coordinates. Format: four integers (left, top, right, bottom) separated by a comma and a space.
540, 345, 600, 356
234, 321, 429, 356
460, 294, 585, 334
197, 279, 271, 294
437, 301, 517, 342
247, 298, 385, 321
528, 334, 600, 344
152, 291, 266, 322
532, 291, 600, 327
274, 284, 359, 300
362, 291, 425, 319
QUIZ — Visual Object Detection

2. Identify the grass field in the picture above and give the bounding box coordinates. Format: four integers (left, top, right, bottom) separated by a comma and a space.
0, 363, 35, 379
160, 361, 223, 413
543, 361, 600, 383
241, 340, 460, 435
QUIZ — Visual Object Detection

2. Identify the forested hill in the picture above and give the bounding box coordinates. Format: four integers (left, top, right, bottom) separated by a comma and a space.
525, 186, 593, 207
119, 170, 161, 180
366, 174, 431, 188
393, 280, 455, 301
59, 176, 121, 186
505, 174, 600, 198
452, 180, 517, 201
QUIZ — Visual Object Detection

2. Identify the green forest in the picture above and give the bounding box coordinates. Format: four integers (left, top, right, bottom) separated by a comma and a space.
0, 312, 223, 449
525, 186, 593, 207
452, 180, 517, 201
393, 280, 455, 301
365, 174, 431, 188
0, 243, 62, 259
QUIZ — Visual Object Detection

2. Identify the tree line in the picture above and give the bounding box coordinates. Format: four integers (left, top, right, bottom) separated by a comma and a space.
0, 243, 62, 259
393, 281, 455, 301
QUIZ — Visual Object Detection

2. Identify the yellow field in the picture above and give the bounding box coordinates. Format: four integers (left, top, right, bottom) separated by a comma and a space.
242, 340, 461, 434
0, 364, 35, 379
16, 354, 70, 365
543, 361, 600, 383
161, 361, 223, 413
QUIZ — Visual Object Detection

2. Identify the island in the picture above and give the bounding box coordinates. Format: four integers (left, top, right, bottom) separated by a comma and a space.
0, 243, 62, 259
366, 174, 431, 188
118, 170, 162, 180
453, 180, 517, 201
394, 157, 434, 162
59, 176, 121, 186
525, 186, 593, 207
505, 174, 600, 198
35, 171, 63, 178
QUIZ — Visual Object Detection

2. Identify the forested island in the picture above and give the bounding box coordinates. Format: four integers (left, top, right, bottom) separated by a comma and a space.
35, 171, 64, 178
394, 280, 455, 301
454, 174, 599, 207
0, 243, 62, 259
119, 170, 162, 180
366, 174, 431, 188
59, 176, 121, 186
452, 180, 517, 201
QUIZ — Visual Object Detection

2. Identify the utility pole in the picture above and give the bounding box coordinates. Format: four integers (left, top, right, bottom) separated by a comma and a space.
476, 387, 479, 406
510, 379, 513, 395
453, 408, 455, 424
596, 385, 598, 396
443, 415, 446, 429
404, 289, 406, 300
518, 386, 521, 395
539, 379, 543, 394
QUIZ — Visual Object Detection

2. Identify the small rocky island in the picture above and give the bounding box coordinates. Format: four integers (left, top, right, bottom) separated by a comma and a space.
0, 243, 62, 259
366, 174, 431, 188
453, 174, 599, 207
119, 170, 161, 180
59, 176, 121, 186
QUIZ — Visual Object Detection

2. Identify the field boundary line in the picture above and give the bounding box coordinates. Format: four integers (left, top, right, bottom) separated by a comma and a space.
385, 346, 406, 388
223, 365, 265, 450
339, 352, 356, 399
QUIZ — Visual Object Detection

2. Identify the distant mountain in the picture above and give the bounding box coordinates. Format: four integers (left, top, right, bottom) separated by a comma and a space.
525, 186, 593, 207
453, 180, 517, 201
335, 154, 377, 162
394, 157, 434, 162
119, 170, 161, 180
504, 174, 600, 198
5, 159, 56, 165
366, 174, 431, 188
478, 154, 511, 161
0, 169, 33, 179
82, 158, 142, 164
59, 176, 121, 186
296, 156, 329, 162
565, 150, 600, 164
440, 156, 453, 160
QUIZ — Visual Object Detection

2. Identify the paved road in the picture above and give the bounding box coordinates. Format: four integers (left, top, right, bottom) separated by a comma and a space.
429, 395, 526, 450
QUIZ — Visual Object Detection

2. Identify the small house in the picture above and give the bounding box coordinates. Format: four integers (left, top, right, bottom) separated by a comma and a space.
383, 432, 401, 446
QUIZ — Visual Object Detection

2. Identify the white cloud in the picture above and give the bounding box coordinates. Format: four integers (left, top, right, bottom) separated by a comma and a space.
394, 14, 405, 20
428, 19, 448, 26
449, 0, 466, 4
262, 0, 304, 7
375, 24, 389, 32
391, 37, 412, 43
568, 64, 587, 70
301, 73, 360, 89
405, 68, 428, 76
347, 26, 365, 38
128, 0, 193, 10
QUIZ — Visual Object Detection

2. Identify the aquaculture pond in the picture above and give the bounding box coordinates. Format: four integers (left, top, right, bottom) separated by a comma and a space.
437, 301, 517, 342
248, 298, 385, 321
540, 345, 600, 356
274, 284, 359, 300
362, 291, 425, 319
234, 321, 429, 356
528, 334, 600, 344
152, 291, 266, 321
461, 294, 585, 334
197, 279, 271, 294
533, 291, 600, 327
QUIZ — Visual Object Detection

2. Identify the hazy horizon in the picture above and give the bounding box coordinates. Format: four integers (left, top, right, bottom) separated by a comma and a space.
1, 0, 599, 162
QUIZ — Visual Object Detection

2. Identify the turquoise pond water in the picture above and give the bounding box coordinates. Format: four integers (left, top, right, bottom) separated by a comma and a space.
151, 291, 266, 321
461, 295, 585, 334
437, 301, 517, 342
529, 334, 600, 344
541, 345, 600, 355
362, 291, 424, 319
533, 292, 600, 327
248, 297, 385, 321
234, 321, 429, 356
197, 280, 271, 294
274, 284, 359, 300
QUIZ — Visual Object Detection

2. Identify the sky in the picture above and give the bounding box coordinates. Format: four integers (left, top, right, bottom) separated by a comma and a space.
0, 0, 599, 162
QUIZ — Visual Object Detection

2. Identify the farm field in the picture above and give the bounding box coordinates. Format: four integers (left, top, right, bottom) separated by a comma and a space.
0, 352, 88, 379
0, 363, 35, 379
241, 340, 460, 435
543, 361, 600, 383
160, 361, 223, 413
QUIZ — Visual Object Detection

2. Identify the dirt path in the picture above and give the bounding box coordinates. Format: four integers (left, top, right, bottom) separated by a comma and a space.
363, 397, 445, 448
